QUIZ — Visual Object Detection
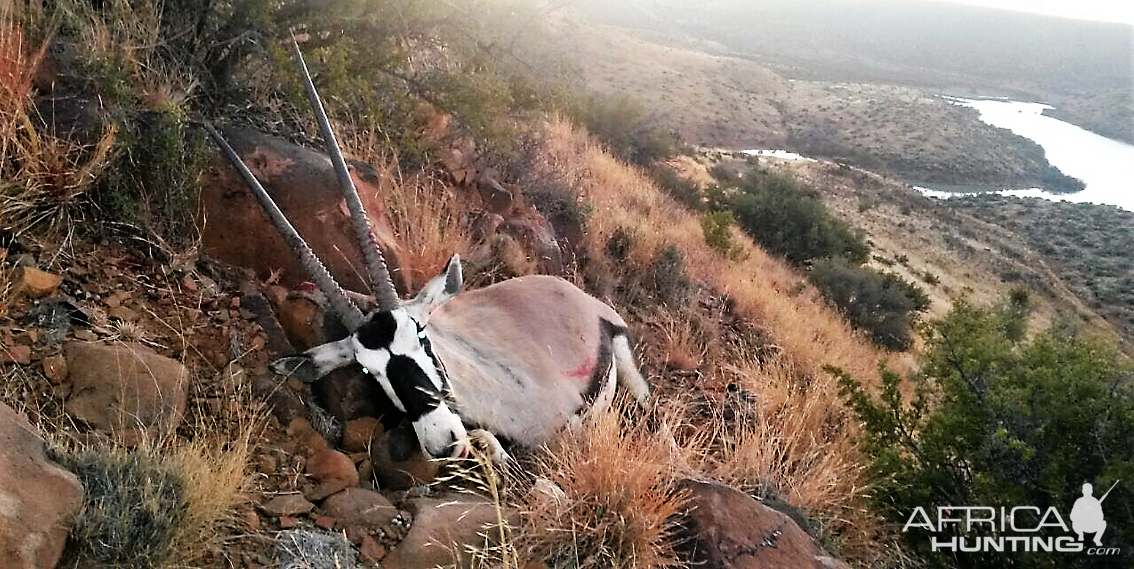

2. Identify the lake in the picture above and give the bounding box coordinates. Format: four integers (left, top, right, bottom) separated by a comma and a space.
925, 97, 1134, 212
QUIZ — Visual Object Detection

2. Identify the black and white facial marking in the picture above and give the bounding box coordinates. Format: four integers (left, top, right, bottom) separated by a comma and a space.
351, 309, 467, 458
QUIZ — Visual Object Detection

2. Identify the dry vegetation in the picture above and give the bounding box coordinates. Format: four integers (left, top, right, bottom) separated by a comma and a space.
471, 119, 910, 565
0, 6, 116, 233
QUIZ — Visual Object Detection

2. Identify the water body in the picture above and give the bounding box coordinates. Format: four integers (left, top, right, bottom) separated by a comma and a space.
926, 97, 1134, 212
740, 149, 815, 162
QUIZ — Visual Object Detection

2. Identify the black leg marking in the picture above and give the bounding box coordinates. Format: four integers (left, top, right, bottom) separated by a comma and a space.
582, 319, 625, 404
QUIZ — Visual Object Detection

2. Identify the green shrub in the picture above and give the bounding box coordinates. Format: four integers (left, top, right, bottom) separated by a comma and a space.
649, 166, 701, 209
99, 106, 206, 242
722, 169, 868, 266
701, 211, 741, 259
808, 258, 929, 350
832, 299, 1134, 568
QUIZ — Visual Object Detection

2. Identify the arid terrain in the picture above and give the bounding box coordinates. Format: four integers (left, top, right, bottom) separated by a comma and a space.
548, 13, 1084, 191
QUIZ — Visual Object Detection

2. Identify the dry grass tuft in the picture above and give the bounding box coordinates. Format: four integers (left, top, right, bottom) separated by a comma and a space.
46, 363, 262, 568
0, 6, 117, 233
514, 402, 703, 568
341, 136, 477, 289
516, 118, 910, 561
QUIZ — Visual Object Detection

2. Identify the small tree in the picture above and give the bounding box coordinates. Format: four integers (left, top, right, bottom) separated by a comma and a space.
832, 298, 1134, 568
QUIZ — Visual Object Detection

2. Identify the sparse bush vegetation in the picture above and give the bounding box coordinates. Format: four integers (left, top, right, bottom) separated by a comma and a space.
648, 244, 692, 307
649, 165, 701, 208
809, 258, 930, 350
0, 10, 117, 233
949, 194, 1134, 337
700, 210, 741, 259
834, 298, 1134, 568
718, 168, 869, 266
567, 92, 677, 165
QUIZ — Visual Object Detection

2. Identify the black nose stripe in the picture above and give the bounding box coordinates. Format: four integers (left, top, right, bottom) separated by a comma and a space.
387, 354, 441, 419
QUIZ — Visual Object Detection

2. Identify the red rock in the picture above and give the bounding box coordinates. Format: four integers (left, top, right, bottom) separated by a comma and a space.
304, 478, 353, 502
321, 488, 397, 530
287, 418, 328, 456
1, 345, 31, 365
279, 516, 300, 529
11, 267, 62, 300
41, 353, 68, 384
260, 494, 315, 517
370, 428, 440, 489
676, 479, 843, 569
0, 402, 84, 568
383, 493, 515, 569
343, 417, 381, 453
63, 341, 188, 439
306, 449, 358, 485
360, 535, 386, 564
314, 515, 337, 531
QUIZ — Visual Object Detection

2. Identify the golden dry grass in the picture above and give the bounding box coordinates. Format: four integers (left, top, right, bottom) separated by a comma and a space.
538, 117, 898, 381
514, 402, 703, 568
510, 118, 910, 563
341, 132, 478, 290
0, 5, 117, 233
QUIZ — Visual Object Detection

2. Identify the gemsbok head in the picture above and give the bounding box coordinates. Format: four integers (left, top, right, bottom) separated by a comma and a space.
206, 39, 649, 462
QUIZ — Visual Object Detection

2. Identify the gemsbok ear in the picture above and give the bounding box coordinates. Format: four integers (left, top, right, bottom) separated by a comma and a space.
410, 254, 463, 311
270, 337, 356, 382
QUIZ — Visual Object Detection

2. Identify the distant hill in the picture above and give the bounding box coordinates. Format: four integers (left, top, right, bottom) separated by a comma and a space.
581, 0, 1134, 142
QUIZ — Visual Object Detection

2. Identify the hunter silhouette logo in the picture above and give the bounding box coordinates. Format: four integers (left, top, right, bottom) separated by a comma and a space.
1071, 480, 1118, 546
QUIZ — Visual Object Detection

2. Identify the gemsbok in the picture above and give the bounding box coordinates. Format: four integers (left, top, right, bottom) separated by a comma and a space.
205, 39, 648, 463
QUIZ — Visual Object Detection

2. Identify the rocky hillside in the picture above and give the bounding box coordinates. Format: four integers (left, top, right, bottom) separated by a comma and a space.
0, 2, 910, 567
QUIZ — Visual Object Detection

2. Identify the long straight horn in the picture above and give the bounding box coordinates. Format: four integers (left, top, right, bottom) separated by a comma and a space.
291, 36, 401, 312
205, 122, 366, 331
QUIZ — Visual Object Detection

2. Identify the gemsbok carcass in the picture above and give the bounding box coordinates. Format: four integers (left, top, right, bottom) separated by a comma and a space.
205, 40, 648, 463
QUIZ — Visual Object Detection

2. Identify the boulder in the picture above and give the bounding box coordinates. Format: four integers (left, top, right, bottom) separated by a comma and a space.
676, 480, 844, 569
0, 402, 84, 569
305, 449, 358, 487
63, 341, 189, 440
383, 493, 514, 569
201, 126, 412, 295
320, 488, 398, 530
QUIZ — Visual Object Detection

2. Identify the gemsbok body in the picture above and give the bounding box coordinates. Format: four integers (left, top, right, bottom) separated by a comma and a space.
206, 39, 648, 462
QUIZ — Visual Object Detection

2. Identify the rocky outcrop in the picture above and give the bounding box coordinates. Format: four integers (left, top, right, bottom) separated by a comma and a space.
677, 480, 849, 569
63, 341, 189, 442
201, 126, 412, 295
0, 402, 83, 569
